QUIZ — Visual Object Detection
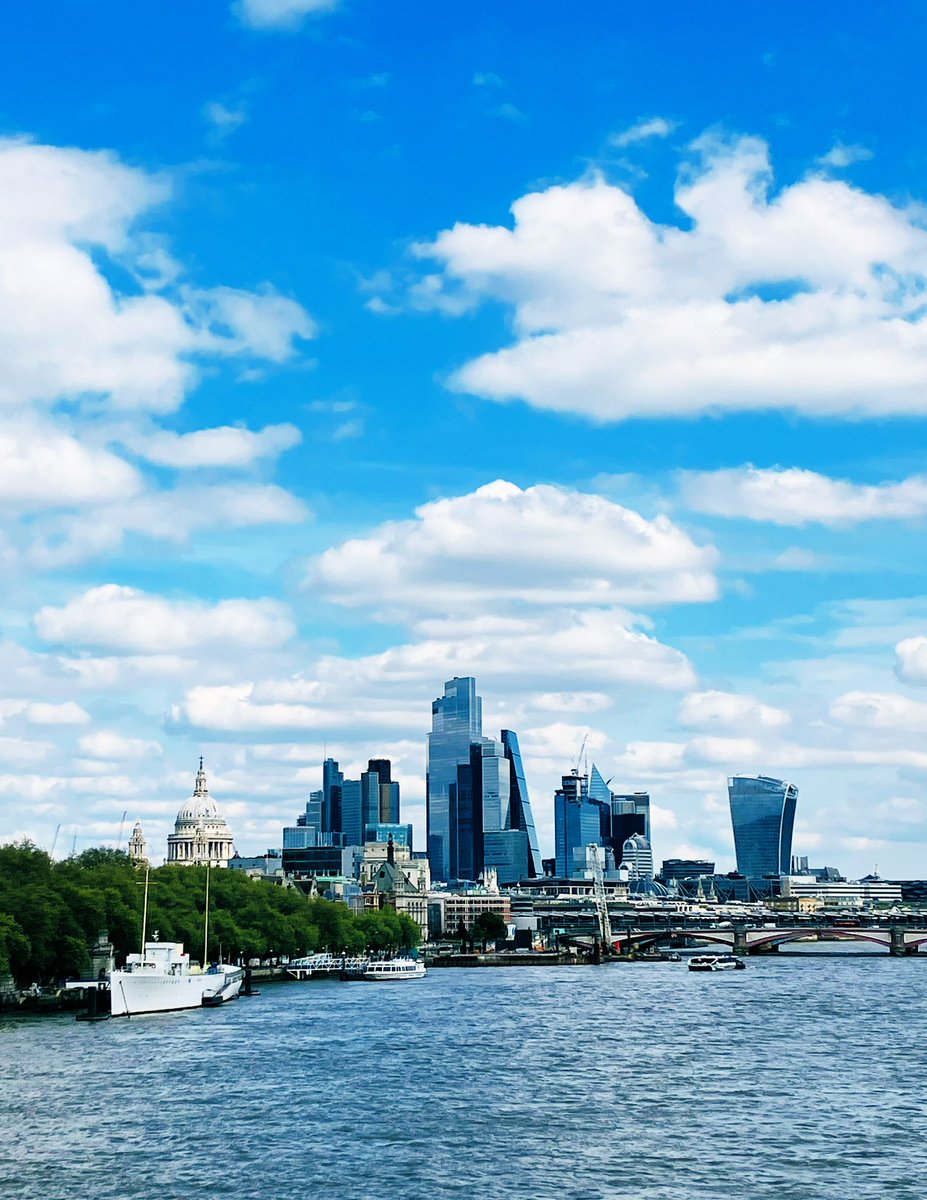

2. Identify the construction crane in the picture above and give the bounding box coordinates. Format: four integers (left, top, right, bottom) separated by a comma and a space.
117, 810, 128, 851
588, 843, 613, 952
572, 732, 588, 775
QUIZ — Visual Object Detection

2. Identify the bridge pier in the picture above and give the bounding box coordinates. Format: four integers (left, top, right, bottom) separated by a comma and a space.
733, 928, 748, 956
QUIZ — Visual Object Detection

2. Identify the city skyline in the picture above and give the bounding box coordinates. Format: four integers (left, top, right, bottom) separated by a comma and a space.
2, 4, 927, 880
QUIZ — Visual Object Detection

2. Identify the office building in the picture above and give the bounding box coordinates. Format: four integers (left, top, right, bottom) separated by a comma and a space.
501, 729, 542, 878
554, 771, 601, 877
364, 822, 413, 850
728, 774, 798, 878
620, 833, 654, 881
427, 676, 483, 881
322, 758, 343, 839
660, 858, 715, 882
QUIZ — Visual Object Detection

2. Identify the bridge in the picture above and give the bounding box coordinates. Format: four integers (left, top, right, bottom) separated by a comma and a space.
610, 924, 927, 956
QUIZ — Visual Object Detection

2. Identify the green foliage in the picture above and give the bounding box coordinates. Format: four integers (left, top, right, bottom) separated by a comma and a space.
0, 841, 423, 984
472, 909, 508, 948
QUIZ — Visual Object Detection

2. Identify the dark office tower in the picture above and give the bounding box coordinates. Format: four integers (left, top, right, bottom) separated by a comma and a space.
728, 774, 798, 877
501, 730, 541, 878
449, 757, 476, 882
426, 676, 482, 881
322, 758, 343, 837
610, 794, 649, 851
368, 758, 400, 824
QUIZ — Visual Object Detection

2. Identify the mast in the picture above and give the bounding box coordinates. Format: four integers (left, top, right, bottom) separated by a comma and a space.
140, 864, 150, 956
203, 863, 211, 966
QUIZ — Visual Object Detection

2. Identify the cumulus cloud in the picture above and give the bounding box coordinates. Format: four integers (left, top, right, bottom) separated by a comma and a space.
416, 133, 927, 422
34, 584, 296, 654
78, 730, 162, 761
234, 0, 339, 30
680, 465, 927, 526
610, 116, 678, 148
0, 418, 140, 508
679, 689, 790, 730
309, 479, 717, 614
817, 142, 873, 169
895, 637, 927, 685
0, 138, 314, 416
829, 689, 927, 733
0, 700, 91, 726
125, 422, 301, 469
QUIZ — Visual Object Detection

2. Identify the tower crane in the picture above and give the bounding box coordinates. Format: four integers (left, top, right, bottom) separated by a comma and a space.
588, 843, 613, 952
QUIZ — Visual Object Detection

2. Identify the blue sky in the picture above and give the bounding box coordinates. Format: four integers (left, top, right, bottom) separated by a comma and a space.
3, 0, 927, 877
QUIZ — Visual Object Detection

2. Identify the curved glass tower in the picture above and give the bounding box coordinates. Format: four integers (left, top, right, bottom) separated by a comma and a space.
728, 774, 798, 877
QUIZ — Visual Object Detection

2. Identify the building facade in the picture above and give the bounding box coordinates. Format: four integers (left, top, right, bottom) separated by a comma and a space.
427, 676, 483, 881
166, 759, 235, 868
554, 770, 600, 877
728, 774, 799, 878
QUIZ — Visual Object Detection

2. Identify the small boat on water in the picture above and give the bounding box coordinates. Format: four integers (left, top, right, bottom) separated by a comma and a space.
688, 953, 746, 972
360, 957, 426, 981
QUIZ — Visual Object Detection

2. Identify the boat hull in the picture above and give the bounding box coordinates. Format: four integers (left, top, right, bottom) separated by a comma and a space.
109, 970, 209, 1017
202, 967, 244, 1006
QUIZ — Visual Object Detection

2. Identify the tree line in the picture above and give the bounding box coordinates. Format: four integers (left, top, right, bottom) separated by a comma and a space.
0, 842, 420, 985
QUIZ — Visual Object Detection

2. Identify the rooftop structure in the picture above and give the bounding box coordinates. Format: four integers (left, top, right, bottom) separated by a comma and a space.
166, 759, 234, 868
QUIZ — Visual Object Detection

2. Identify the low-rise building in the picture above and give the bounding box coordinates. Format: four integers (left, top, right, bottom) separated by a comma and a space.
428, 890, 512, 939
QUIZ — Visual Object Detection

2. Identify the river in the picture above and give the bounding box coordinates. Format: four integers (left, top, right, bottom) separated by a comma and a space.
1, 954, 925, 1199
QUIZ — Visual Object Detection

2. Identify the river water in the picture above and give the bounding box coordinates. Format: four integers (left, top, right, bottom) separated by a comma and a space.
1, 954, 926, 1200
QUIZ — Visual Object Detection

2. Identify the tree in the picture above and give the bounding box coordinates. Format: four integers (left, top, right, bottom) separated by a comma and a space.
472, 910, 508, 951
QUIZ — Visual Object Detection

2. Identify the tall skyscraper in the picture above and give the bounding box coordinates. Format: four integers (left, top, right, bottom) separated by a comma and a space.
728, 774, 798, 877
427, 676, 482, 881
501, 729, 541, 878
554, 771, 601, 877
322, 758, 343, 838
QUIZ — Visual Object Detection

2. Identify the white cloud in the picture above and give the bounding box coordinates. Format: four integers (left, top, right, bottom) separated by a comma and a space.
34, 584, 296, 654
611, 116, 678, 148
680, 465, 927, 526
234, 0, 339, 30
829, 689, 927, 733
0, 418, 140, 509
126, 422, 301, 469
78, 731, 162, 761
416, 133, 927, 422
817, 142, 873, 169
203, 101, 249, 137
895, 637, 927, 685
22, 701, 91, 726
27, 483, 307, 568
0, 138, 314, 417
679, 689, 790, 730
310, 479, 717, 614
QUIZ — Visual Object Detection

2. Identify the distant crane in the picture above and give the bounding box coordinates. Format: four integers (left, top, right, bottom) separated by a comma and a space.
117, 810, 128, 851
50, 823, 61, 857
588, 843, 613, 952
573, 732, 589, 776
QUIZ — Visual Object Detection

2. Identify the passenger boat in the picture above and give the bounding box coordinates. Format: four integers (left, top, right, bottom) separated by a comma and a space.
360, 957, 427, 981
688, 953, 746, 972
109, 942, 241, 1016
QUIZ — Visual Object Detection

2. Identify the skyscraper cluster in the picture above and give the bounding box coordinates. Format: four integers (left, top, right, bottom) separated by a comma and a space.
554, 765, 652, 881
284, 756, 411, 851
426, 676, 542, 885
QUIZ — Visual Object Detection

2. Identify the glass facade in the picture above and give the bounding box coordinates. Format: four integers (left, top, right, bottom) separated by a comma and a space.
501, 729, 541, 878
340, 778, 363, 848
427, 676, 482, 881
728, 774, 798, 877
554, 772, 601, 877
484, 829, 529, 886
322, 758, 343, 836
364, 822, 414, 850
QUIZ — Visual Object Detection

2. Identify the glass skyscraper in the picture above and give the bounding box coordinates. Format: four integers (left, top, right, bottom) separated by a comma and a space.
427, 676, 483, 881
501, 729, 541, 878
728, 774, 799, 877
554, 771, 601, 877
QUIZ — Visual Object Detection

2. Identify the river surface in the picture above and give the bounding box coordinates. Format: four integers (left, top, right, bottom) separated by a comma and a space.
1, 954, 926, 1199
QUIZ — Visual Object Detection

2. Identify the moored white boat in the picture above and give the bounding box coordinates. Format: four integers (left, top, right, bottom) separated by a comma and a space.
361, 957, 426, 981
70, 943, 242, 1016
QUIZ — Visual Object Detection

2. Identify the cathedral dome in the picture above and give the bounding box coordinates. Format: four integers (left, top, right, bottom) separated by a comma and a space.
167, 758, 235, 868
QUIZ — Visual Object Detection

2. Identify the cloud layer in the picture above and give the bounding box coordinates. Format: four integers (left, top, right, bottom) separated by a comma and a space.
415, 134, 927, 422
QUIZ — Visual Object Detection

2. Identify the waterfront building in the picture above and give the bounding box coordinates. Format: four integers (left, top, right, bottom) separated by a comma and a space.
363, 838, 429, 939
427, 676, 483, 881
427, 889, 512, 940
780, 876, 902, 906
359, 840, 430, 893
554, 771, 600, 877
127, 821, 148, 864
166, 759, 235, 868
728, 774, 798, 878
